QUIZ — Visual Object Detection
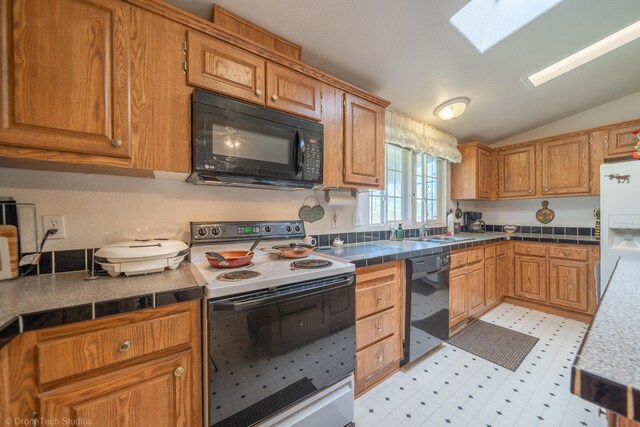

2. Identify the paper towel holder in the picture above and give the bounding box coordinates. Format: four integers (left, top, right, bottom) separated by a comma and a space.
323, 189, 358, 205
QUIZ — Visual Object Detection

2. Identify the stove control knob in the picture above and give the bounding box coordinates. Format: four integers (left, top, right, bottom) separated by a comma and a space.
197, 228, 208, 237
211, 227, 221, 236
294, 225, 301, 232
264, 225, 272, 233
286, 225, 292, 232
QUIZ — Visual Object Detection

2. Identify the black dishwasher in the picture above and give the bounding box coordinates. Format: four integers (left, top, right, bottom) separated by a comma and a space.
403, 251, 450, 364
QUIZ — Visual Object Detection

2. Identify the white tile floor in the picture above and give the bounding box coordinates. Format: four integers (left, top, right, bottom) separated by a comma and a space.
354, 303, 606, 427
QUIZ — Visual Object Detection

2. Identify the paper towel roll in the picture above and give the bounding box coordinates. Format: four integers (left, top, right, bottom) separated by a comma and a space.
324, 191, 356, 206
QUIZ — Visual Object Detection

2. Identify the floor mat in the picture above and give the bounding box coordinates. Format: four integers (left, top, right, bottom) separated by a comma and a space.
446, 320, 539, 371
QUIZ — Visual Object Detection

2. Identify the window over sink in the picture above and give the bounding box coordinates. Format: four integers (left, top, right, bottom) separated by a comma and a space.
369, 144, 444, 226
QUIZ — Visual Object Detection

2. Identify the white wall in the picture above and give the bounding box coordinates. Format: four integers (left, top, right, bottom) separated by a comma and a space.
473, 197, 599, 228
490, 90, 640, 147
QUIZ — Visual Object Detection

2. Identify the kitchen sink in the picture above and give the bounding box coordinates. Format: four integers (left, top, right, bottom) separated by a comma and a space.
407, 236, 476, 244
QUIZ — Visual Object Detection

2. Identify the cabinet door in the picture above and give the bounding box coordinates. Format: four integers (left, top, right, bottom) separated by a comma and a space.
186, 30, 265, 105
496, 253, 507, 299
468, 263, 485, 316
478, 148, 493, 199
266, 63, 321, 121
39, 351, 194, 427
498, 146, 536, 197
320, 84, 346, 187
1, 0, 131, 158
605, 123, 640, 159
449, 268, 468, 326
549, 260, 588, 312
514, 256, 547, 302
484, 256, 497, 306
541, 136, 590, 195
343, 93, 384, 188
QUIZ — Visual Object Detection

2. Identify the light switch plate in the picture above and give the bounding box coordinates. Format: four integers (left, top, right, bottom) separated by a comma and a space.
352, 213, 362, 227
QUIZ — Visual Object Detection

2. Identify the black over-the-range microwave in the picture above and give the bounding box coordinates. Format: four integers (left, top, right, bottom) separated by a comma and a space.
188, 89, 324, 189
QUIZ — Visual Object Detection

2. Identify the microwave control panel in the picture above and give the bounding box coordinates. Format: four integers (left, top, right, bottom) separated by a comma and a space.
303, 137, 322, 181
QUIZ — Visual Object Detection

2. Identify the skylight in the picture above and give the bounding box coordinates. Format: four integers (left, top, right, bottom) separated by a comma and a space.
450, 0, 565, 53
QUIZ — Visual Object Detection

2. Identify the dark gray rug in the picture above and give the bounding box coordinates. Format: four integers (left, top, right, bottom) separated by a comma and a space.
446, 320, 539, 372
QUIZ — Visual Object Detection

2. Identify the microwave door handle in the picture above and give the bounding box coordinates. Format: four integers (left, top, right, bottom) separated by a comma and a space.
295, 130, 305, 178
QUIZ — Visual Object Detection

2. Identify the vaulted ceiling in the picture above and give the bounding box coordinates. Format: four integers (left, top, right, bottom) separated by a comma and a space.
165, 0, 640, 142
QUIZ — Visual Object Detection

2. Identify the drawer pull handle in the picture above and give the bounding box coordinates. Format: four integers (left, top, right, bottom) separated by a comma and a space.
299, 321, 304, 327
255, 89, 262, 96
562, 251, 570, 256
111, 138, 122, 147
118, 341, 132, 352
271, 94, 278, 101
376, 297, 383, 303
174, 367, 185, 377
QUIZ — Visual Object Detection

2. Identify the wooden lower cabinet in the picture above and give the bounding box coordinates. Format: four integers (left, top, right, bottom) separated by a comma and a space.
608, 411, 640, 427
449, 267, 469, 326
496, 244, 509, 299
549, 259, 588, 312
0, 301, 202, 425
514, 256, 547, 302
39, 351, 193, 426
355, 261, 403, 395
484, 255, 498, 306
468, 263, 485, 316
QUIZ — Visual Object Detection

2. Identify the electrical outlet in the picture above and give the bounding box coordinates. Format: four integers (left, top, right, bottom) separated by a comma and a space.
331, 212, 338, 229
43, 215, 66, 239
352, 213, 362, 227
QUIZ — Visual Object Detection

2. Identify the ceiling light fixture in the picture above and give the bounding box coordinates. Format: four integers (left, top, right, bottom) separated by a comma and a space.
434, 97, 470, 120
527, 19, 640, 87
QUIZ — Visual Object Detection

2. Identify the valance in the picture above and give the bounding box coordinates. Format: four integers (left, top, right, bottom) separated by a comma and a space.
385, 110, 462, 163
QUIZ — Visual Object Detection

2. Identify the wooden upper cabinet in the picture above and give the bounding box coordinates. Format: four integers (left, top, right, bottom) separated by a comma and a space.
604, 123, 640, 159
39, 351, 194, 426
541, 135, 590, 196
186, 30, 265, 105
514, 256, 547, 303
549, 259, 588, 312
451, 143, 495, 200
498, 145, 536, 198
321, 84, 346, 188
0, 0, 131, 158
343, 93, 385, 189
266, 63, 321, 121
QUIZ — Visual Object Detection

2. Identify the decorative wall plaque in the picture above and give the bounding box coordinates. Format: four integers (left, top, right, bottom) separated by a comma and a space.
535, 200, 555, 224
298, 196, 324, 223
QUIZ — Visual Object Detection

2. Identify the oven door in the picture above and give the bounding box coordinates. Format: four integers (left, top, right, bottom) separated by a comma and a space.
208, 275, 355, 427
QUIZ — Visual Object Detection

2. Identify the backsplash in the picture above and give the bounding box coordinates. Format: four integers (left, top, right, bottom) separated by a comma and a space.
483, 224, 597, 236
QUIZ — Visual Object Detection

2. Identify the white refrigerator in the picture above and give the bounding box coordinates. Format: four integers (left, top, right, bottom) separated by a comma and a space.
600, 160, 640, 296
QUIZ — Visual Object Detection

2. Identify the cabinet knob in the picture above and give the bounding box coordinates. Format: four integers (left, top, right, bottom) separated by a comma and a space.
563, 251, 570, 256
376, 296, 383, 303
526, 248, 531, 253
377, 355, 383, 362
376, 325, 382, 332
528, 189, 533, 193
174, 366, 185, 377
552, 264, 557, 267
255, 89, 262, 96
538, 262, 542, 266
118, 341, 132, 352
271, 94, 278, 101
298, 321, 304, 327
375, 176, 380, 183
544, 188, 549, 192
111, 138, 122, 147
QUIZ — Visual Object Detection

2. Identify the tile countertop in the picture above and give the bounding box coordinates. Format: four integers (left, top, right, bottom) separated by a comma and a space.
572, 257, 640, 421
318, 232, 599, 266
0, 262, 203, 345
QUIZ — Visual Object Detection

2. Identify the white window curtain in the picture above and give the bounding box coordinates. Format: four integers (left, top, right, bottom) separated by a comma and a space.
385, 110, 462, 163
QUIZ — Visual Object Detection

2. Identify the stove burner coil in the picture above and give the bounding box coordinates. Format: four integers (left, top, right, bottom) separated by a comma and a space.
217, 270, 262, 282
290, 259, 333, 270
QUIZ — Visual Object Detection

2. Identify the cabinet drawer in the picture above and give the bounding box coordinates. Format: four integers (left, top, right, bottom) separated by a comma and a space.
549, 245, 588, 261
450, 252, 468, 269
355, 279, 397, 319
496, 244, 507, 256
356, 307, 396, 350
514, 242, 546, 257
355, 334, 399, 381
484, 245, 496, 258
38, 311, 192, 384
467, 248, 484, 264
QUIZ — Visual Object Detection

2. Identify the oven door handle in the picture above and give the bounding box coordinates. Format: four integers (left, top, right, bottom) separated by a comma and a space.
212, 275, 354, 312
425, 265, 450, 275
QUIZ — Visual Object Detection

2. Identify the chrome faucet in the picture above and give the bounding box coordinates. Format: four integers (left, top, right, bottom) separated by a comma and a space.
419, 221, 433, 238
